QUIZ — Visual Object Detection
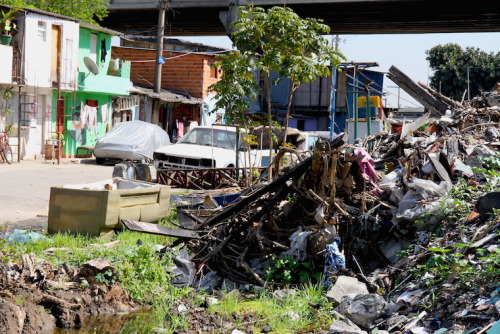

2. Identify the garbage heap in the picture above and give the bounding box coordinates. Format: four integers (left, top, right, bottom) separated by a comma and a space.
183, 87, 500, 333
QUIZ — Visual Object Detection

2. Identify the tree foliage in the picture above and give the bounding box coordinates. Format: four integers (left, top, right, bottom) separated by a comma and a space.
426, 43, 500, 101
209, 5, 345, 174
2, 0, 109, 24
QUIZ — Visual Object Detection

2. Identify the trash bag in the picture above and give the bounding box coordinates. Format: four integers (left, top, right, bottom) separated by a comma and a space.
282, 227, 312, 261
134, 163, 152, 182
171, 248, 196, 288
6, 229, 46, 243
112, 163, 129, 178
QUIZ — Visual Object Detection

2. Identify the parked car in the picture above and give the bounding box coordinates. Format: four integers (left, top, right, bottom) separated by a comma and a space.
153, 125, 263, 170
94, 120, 170, 164
153, 125, 317, 170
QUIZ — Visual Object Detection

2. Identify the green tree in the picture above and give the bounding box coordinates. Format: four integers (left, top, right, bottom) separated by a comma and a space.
209, 5, 345, 175
209, 51, 259, 126
2, 0, 109, 24
426, 43, 500, 101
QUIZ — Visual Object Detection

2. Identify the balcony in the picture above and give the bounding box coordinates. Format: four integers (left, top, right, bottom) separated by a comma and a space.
0, 44, 13, 84
77, 61, 131, 95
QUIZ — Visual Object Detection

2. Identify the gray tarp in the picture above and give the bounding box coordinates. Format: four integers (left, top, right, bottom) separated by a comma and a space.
94, 120, 170, 161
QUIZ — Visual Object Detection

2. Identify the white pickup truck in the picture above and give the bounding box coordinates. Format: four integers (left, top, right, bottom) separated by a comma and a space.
153, 125, 266, 170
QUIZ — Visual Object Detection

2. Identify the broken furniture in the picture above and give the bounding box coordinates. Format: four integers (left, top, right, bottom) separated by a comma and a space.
48, 178, 171, 236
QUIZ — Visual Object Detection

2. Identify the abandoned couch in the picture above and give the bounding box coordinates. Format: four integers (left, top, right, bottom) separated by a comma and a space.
48, 178, 171, 236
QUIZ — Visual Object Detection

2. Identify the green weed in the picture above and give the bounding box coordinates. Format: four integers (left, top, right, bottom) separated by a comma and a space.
209, 281, 332, 333
411, 242, 500, 291
264, 255, 321, 284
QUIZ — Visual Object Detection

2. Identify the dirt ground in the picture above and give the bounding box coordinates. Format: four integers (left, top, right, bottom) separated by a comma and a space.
0, 159, 144, 232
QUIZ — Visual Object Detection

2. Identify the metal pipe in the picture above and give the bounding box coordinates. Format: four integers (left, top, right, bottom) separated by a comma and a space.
366, 90, 371, 145
330, 67, 337, 140
17, 86, 21, 162
353, 65, 358, 139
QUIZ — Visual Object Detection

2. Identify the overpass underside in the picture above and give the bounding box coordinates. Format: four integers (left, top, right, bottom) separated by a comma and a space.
103, 0, 500, 36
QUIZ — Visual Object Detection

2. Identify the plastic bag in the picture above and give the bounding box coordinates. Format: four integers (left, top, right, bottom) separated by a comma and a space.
6, 229, 46, 243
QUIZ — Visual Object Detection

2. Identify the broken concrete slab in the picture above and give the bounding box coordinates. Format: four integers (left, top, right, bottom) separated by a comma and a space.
326, 276, 369, 304
328, 320, 368, 334
336, 294, 387, 329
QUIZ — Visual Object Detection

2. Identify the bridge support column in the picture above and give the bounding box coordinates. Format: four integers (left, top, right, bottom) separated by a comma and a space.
219, 0, 248, 36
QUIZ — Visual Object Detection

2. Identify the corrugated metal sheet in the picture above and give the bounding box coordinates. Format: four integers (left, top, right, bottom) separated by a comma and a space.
131, 86, 203, 105
294, 74, 332, 109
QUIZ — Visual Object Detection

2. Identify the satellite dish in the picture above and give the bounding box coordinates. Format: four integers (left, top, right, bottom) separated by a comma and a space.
83, 57, 99, 75
112, 58, 120, 72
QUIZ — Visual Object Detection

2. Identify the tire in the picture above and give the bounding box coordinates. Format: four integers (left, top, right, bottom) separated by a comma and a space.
95, 157, 106, 165
2, 143, 13, 164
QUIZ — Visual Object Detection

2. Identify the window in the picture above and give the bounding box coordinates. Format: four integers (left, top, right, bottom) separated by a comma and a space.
89, 33, 98, 64
210, 65, 219, 79
37, 21, 47, 41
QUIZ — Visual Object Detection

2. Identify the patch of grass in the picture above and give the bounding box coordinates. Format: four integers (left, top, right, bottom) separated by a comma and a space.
209, 281, 332, 333
0, 209, 191, 332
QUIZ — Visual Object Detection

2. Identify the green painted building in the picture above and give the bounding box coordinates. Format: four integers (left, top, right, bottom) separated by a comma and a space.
54, 22, 131, 158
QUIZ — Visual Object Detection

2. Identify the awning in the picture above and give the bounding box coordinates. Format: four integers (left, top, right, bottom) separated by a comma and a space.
131, 86, 203, 105
114, 95, 140, 111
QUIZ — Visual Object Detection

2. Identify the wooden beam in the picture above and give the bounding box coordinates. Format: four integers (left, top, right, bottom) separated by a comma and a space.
387, 65, 448, 117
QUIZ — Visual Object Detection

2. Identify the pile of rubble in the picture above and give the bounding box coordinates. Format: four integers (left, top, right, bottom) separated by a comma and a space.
177, 83, 500, 332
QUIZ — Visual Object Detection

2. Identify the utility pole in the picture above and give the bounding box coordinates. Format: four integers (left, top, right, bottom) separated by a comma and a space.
154, 0, 168, 93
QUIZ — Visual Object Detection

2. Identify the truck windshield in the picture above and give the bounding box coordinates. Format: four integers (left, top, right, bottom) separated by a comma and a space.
178, 128, 238, 150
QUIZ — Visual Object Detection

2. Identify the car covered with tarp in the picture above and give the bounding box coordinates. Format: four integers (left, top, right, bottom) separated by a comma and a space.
94, 120, 170, 164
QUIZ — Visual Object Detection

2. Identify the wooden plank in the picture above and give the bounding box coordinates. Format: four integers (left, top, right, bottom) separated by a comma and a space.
387, 65, 447, 117
469, 233, 498, 249
121, 219, 200, 239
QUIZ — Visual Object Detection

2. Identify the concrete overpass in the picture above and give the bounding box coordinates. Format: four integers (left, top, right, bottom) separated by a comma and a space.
102, 0, 500, 36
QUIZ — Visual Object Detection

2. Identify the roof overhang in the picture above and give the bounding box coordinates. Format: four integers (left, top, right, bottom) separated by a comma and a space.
131, 86, 203, 105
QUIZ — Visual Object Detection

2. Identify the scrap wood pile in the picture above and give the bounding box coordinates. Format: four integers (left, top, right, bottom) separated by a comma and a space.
180, 86, 500, 332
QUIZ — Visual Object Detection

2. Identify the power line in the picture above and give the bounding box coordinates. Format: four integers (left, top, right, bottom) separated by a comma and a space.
128, 49, 232, 63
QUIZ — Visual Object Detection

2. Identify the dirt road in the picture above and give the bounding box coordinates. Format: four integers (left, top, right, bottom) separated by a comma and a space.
0, 159, 120, 232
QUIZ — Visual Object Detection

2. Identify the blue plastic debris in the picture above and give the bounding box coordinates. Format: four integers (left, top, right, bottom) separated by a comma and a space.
433, 328, 447, 334
323, 236, 346, 286
487, 320, 500, 334
6, 229, 46, 243
212, 193, 240, 206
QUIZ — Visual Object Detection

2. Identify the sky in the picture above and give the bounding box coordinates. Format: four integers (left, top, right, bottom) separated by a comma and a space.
172, 32, 500, 108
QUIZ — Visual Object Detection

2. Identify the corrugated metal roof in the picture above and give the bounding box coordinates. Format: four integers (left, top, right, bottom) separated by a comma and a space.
131, 86, 203, 105
80, 22, 123, 36
120, 35, 231, 52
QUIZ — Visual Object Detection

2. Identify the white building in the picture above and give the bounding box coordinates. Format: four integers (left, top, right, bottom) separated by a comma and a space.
0, 5, 79, 160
